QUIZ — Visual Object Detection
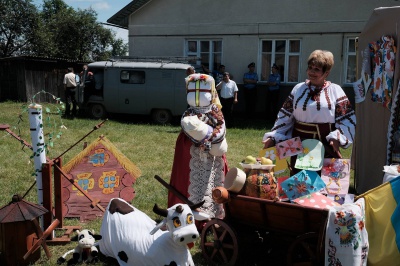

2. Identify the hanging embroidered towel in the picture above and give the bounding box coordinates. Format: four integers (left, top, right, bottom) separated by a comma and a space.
353, 77, 367, 104
275, 137, 303, 159
280, 170, 326, 200
294, 139, 324, 171
324, 198, 369, 266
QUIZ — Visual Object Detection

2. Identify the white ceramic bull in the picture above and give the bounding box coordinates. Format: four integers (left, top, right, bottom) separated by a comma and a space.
99, 198, 209, 266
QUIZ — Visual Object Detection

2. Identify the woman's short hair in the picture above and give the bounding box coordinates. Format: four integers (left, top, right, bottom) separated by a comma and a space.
307, 50, 334, 73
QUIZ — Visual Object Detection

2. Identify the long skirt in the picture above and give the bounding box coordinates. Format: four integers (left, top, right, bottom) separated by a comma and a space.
168, 132, 228, 219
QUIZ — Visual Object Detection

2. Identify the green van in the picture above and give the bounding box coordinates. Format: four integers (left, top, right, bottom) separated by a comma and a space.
80, 60, 191, 124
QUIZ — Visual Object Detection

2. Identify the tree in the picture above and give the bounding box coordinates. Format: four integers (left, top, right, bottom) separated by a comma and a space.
1, 0, 128, 60
0, 0, 40, 57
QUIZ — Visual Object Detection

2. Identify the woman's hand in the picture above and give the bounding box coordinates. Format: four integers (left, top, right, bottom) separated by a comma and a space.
329, 138, 342, 158
262, 138, 275, 149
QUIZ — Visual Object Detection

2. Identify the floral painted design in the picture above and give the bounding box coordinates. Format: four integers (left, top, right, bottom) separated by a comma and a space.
322, 159, 350, 194
88, 148, 110, 167
99, 170, 120, 194
73, 172, 95, 196
263, 149, 277, 162
187, 73, 211, 83
276, 137, 303, 159
280, 170, 326, 200
334, 210, 362, 250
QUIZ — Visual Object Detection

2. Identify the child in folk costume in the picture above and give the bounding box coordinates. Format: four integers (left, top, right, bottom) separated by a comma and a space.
168, 73, 228, 230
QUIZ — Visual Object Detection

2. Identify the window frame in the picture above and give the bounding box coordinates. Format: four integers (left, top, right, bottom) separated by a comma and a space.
259, 39, 301, 84
343, 36, 358, 85
185, 39, 223, 72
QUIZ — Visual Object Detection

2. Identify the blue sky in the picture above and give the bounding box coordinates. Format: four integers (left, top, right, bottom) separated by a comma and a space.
32, 0, 131, 43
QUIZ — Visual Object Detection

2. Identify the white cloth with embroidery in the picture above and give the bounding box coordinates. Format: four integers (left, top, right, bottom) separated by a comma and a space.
188, 145, 224, 218
324, 198, 369, 266
263, 80, 356, 148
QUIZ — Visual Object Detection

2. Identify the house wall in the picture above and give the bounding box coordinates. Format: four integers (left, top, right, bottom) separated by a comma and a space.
126, 0, 397, 87
122, 0, 397, 114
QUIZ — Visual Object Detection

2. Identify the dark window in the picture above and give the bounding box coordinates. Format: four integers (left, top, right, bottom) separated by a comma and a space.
120, 70, 145, 84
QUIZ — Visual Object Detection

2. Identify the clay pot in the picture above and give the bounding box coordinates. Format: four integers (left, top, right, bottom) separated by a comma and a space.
212, 187, 229, 203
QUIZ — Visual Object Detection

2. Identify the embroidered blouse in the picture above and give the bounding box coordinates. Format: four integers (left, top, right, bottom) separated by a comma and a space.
262, 80, 356, 148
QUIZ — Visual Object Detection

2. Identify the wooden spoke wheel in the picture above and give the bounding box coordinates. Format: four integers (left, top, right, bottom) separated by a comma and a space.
287, 232, 321, 266
201, 219, 239, 266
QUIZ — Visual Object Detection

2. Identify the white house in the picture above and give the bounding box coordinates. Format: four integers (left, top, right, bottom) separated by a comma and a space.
108, 0, 397, 86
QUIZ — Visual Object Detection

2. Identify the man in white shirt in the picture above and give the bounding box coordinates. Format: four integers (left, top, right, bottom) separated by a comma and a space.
216, 72, 238, 127
63, 67, 77, 118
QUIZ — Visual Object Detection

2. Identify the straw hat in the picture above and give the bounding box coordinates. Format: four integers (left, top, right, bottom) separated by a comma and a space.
224, 167, 246, 193
181, 116, 210, 141
209, 138, 228, 156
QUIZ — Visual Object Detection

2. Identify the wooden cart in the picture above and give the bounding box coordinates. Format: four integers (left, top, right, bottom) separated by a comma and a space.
200, 192, 329, 266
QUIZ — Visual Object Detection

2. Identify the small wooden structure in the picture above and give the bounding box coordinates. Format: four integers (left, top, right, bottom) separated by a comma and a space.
60, 135, 141, 221
0, 195, 59, 265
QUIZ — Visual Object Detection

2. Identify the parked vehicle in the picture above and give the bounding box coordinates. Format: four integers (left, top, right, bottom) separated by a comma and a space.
79, 59, 192, 124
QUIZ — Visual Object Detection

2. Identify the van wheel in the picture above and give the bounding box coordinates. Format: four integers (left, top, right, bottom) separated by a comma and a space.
89, 104, 106, 119
152, 109, 172, 124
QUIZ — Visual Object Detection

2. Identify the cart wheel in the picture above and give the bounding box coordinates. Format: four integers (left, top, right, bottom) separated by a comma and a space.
287, 232, 320, 266
201, 219, 239, 266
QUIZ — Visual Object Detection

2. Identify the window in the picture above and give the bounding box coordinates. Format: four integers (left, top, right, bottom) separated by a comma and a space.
120, 70, 145, 84
260, 39, 301, 83
344, 37, 357, 84
186, 40, 222, 72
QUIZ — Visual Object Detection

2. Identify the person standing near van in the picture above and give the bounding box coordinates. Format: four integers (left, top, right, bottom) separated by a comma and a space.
80, 64, 94, 104
212, 64, 225, 84
243, 62, 258, 117
63, 67, 77, 118
216, 72, 238, 127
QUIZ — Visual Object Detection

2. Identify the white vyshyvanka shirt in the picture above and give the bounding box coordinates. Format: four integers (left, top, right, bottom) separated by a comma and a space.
263, 80, 356, 148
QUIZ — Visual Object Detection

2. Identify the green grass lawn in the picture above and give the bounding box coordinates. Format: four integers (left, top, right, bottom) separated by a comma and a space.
0, 101, 353, 265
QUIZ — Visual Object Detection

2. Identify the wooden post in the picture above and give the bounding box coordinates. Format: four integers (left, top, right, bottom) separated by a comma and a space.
54, 158, 63, 228
41, 162, 53, 238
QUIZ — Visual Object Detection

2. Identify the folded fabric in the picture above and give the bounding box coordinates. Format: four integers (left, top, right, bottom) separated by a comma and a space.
280, 170, 326, 200
293, 192, 339, 209
294, 139, 324, 171
275, 137, 303, 159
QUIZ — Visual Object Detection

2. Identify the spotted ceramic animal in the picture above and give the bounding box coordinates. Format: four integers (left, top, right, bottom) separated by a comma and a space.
99, 198, 209, 266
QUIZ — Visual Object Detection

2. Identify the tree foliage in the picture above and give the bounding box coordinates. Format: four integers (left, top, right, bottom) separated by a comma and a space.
0, 0, 40, 57
0, 0, 128, 60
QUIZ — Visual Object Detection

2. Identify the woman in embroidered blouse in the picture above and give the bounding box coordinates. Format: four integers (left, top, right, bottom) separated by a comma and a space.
262, 50, 356, 170
168, 73, 228, 231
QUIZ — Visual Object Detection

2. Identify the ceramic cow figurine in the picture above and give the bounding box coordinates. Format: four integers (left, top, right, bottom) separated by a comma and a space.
99, 198, 209, 266
57, 229, 102, 265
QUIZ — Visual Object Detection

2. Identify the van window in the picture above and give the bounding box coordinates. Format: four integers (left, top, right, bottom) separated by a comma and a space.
120, 70, 145, 84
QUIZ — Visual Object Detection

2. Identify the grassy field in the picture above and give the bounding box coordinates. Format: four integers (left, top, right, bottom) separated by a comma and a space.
0, 101, 353, 265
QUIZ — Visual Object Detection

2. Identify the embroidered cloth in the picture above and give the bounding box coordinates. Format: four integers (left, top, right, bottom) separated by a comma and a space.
324, 198, 368, 266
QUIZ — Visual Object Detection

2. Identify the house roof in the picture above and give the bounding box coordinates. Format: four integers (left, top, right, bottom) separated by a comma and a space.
107, 0, 151, 29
